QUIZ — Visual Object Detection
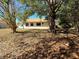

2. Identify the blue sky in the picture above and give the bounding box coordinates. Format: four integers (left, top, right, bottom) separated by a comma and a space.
15, 0, 40, 19
0, 0, 45, 19
15, 0, 44, 23
0, 0, 45, 22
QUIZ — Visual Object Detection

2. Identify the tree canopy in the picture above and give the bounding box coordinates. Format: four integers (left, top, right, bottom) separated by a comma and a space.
0, 0, 34, 32
0, 0, 79, 33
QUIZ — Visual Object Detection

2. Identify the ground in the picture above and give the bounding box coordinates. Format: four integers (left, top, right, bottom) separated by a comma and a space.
0, 29, 52, 58
0, 28, 79, 59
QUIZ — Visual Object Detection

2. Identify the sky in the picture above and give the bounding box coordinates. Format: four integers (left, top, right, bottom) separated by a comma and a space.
15, 0, 45, 23
0, 0, 45, 22
15, 0, 40, 19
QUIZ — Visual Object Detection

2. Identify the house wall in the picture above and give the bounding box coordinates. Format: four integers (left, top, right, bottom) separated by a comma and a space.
25, 22, 48, 27
22, 22, 49, 29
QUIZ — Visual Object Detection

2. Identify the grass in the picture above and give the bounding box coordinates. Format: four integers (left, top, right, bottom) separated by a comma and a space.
0, 28, 79, 59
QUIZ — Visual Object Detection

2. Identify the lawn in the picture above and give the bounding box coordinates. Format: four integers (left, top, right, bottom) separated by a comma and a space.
0, 28, 79, 59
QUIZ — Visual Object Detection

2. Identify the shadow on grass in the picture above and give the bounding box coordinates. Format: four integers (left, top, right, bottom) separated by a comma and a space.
3, 36, 79, 59
16, 37, 79, 59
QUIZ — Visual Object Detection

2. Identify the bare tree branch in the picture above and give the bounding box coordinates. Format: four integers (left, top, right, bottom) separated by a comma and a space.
45, 0, 53, 13
55, 1, 62, 12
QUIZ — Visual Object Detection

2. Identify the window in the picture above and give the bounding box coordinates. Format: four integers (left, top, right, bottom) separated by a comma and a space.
37, 23, 41, 26
31, 23, 34, 26
26, 23, 29, 26
42, 22, 44, 24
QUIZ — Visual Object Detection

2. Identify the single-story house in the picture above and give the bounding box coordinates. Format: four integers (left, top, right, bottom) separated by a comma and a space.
17, 19, 49, 29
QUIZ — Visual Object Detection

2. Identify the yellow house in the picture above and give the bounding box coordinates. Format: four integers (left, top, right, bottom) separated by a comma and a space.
17, 19, 49, 29
26, 19, 48, 26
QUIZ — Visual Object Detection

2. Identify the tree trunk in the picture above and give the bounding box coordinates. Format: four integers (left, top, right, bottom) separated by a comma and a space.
11, 24, 17, 33
50, 17, 56, 34
76, 22, 79, 33
13, 28, 16, 33
49, 11, 56, 34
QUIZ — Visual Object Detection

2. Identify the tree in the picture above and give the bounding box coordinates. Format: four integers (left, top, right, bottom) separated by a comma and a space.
17, 8, 34, 29
0, 0, 17, 33
19, 0, 63, 34
0, 0, 33, 33
71, 0, 79, 33
59, 0, 72, 33
45, 0, 63, 33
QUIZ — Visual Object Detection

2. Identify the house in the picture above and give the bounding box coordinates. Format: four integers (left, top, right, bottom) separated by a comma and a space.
17, 19, 49, 29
